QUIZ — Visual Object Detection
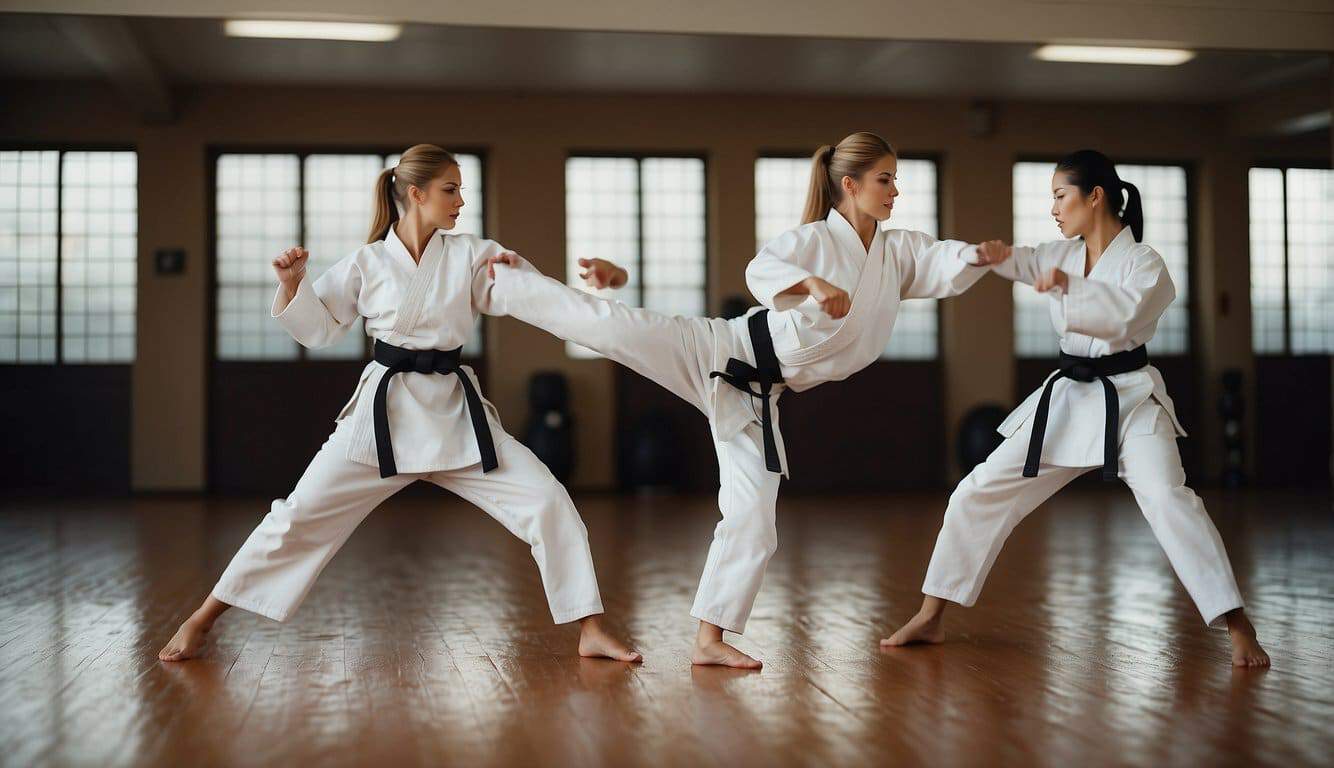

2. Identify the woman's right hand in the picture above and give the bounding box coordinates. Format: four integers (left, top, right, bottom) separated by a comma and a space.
803, 276, 851, 319
272, 247, 309, 291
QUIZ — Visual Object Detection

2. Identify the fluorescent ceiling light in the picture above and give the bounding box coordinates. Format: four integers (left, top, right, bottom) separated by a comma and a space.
1033, 45, 1195, 66
224, 20, 402, 42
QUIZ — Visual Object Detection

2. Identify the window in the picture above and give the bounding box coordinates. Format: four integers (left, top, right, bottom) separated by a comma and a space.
0, 149, 137, 364
754, 155, 940, 360
214, 150, 485, 361
1012, 161, 1190, 357
1250, 166, 1334, 355
565, 155, 706, 358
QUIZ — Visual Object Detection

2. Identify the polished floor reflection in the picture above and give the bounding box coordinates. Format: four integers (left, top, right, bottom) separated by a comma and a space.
1, 488, 1330, 767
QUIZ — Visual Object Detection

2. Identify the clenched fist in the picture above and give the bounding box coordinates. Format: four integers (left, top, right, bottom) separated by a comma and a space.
804, 276, 851, 319
272, 246, 308, 290
1034, 268, 1069, 294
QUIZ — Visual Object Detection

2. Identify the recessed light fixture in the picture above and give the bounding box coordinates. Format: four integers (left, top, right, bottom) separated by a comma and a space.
224, 20, 403, 42
1033, 45, 1195, 66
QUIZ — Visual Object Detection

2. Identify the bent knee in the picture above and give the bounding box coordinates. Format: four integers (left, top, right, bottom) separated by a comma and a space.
719, 514, 778, 559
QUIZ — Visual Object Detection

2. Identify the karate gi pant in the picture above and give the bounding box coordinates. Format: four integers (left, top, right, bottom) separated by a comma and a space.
922, 408, 1245, 627
211, 420, 605, 624
500, 278, 781, 634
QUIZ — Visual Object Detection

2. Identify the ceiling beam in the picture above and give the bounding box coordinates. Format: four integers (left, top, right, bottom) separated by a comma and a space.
5, 1, 1334, 53
51, 15, 175, 123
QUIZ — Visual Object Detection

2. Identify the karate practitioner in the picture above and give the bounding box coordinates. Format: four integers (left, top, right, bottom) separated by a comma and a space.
159, 145, 639, 663
484, 132, 1010, 668
883, 150, 1270, 668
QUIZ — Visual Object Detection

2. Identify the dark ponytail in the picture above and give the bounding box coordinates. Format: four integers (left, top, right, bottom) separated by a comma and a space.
1120, 180, 1144, 242
1055, 149, 1143, 242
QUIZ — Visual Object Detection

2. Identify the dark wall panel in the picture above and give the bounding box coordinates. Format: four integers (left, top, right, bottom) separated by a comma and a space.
1, 365, 130, 494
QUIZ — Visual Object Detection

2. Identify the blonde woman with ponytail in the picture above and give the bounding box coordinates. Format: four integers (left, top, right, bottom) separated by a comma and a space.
886, 150, 1269, 668
159, 145, 640, 663
484, 131, 1010, 668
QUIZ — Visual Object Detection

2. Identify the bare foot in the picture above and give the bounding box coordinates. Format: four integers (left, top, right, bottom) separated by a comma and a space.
158, 617, 212, 662
881, 609, 945, 647
691, 639, 762, 669
1226, 612, 1270, 668
577, 617, 642, 663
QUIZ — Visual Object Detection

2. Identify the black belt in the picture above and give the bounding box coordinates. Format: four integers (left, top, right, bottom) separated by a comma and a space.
1023, 345, 1149, 482
372, 340, 498, 479
710, 309, 784, 473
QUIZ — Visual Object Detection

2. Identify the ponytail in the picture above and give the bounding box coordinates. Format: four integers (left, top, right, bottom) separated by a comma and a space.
1120, 180, 1144, 242
367, 167, 399, 244
1055, 149, 1143, 242
801, 144, 837, 225
365, 144, 459, 244
799, 132, 896, 225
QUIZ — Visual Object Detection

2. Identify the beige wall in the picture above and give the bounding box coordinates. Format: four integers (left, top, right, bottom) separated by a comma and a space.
1, 82, 1327, 491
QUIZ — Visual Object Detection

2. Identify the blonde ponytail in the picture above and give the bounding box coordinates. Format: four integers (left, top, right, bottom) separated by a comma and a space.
367, 168, 399, 243
801, 144, 837, 225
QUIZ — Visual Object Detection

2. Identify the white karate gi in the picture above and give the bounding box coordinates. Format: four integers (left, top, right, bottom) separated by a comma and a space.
211, 228, 604, 625
921, 227, 1245, 627
491, 209, 988, 632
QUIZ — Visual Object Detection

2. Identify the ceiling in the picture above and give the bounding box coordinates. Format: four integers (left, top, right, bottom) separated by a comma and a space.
0, 13, 1329, 105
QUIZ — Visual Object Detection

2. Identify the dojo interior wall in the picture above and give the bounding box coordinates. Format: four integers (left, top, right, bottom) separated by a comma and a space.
1, 81, 1328, 493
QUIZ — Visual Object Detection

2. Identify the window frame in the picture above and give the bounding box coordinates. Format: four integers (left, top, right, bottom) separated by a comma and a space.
206, 145, 490, 363
1249, 158, 1333, 358
564, 149, 711, 315
0, 142, 138, 367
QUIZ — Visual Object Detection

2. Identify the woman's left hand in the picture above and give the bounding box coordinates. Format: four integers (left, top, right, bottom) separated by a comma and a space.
1034, 268, 1069, 294
975, 240, 1012, 266
578, 258, 629, 290
486, 250, 521, 279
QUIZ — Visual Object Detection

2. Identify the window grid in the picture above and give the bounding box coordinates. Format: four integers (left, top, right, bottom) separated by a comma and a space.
753, 155, 940, 360
1287, 169, 1334, 354
1, 148, 137, 365
1251, 166, 1334, 355
216, 150, 485, 361
1249, 168, 1286, 354
1012, 161, 1190, 358
60, 151, 138, 363
565, 155, 706, 358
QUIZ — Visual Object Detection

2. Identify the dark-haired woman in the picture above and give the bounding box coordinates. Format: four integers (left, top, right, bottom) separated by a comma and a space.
158, 144, 640, 663
486, 132, 1010, 667
883, 150, 1269, 667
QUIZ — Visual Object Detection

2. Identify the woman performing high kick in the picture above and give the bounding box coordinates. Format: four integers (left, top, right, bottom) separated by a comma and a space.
483, 132, 1011, 667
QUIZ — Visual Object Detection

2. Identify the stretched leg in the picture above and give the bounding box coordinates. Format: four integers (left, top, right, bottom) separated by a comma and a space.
883, 428, 1083, 646
1119, 410, 1268, 667
690, 422, 781, 669
494, 264, 716, 412
160, 425, 414, 661
430, 438, 639, 661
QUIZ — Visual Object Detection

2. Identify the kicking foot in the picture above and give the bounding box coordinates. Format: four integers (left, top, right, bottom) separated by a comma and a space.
578, 618, 642, 663
880, 609, 945, 647
1227, 614, 1270, 668
158, 617, 212, 662
691, 639, 762, 669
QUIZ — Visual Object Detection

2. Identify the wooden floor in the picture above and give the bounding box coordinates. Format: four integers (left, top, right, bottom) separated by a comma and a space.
1, 487, 1331, 768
